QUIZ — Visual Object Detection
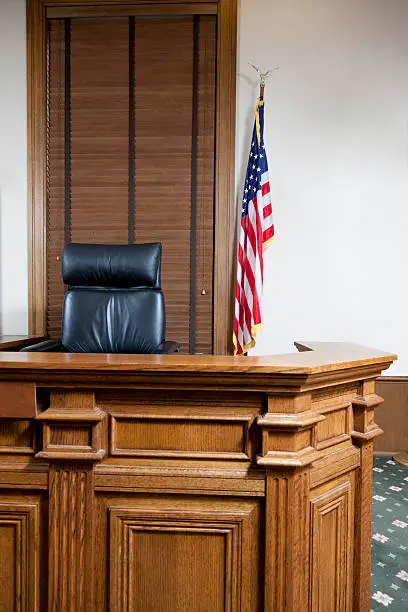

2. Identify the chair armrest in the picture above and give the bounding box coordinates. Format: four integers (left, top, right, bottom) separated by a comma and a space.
0, 335, 47, 351
157, 341, 180, 354
20, 340, 63, 352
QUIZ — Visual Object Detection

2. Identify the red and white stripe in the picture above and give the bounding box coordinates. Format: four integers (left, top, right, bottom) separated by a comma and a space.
233, 171, 274, 355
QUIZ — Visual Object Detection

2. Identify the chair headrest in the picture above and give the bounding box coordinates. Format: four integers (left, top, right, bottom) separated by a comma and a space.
62, 243, 161, 288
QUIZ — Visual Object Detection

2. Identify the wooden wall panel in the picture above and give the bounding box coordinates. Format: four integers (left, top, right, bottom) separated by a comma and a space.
375, 377, 408, 454
69, 18, 129, 244
133, 18, 194, 353
29, 1, 237, 354
195, 16, 216, 354
47, 19, 66, 337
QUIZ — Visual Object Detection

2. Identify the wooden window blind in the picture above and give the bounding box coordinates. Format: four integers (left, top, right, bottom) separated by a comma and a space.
46, 13, 216, 354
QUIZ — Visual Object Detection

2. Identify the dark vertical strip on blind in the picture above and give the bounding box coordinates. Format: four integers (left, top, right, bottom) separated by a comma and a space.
46, 21, 51, 229
211, 16, 218, 355
189, 15, 199, 354
128, 17, 135, 243
64, 19, 71, 244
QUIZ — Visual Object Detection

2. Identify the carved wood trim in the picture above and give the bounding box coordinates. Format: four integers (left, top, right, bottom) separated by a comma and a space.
27, 0, 237, 354
48, 465, 94, 611
264, 470, 310, 611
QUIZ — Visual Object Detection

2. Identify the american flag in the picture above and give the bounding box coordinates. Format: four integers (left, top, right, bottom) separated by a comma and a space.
233, 98, 274, 355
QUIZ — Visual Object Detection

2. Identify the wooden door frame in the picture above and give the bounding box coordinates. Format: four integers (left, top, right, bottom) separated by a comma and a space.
27, 0, 237, 355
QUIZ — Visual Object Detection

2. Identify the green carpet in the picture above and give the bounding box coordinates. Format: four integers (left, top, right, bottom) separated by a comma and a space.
371, 456, 408, 610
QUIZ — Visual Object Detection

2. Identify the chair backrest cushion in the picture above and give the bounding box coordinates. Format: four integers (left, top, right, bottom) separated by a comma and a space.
62, 243, 161, 288
62, 288, 165, 353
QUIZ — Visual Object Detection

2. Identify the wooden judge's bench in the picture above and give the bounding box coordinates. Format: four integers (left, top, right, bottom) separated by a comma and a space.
0, 340, 396, 611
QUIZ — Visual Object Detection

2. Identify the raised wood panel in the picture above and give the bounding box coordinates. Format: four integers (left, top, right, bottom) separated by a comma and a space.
0, 382, 37, 419
110, 413, 252, 459
105, 389, 260, 460
0, 420, 36, 455
310, 479, 354, 612
0, 501, 41, 611
108, 497, 261, 612
48, 424, 92, 448
315, 404, 351, 451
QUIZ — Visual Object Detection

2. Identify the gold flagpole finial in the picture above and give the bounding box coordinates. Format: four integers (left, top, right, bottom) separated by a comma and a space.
248, 63, 280, 100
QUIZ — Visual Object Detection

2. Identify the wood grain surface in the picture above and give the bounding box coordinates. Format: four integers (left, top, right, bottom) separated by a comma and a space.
0, 340, 396, 610
0, 341, 395, 374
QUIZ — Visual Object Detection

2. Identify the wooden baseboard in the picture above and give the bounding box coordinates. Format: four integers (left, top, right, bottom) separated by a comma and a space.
374, 377, 408, 455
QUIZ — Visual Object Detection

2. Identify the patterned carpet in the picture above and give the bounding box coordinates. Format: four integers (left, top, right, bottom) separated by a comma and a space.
371, 456, 408, 610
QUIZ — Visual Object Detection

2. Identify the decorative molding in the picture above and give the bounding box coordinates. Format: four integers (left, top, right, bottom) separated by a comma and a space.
27, 0, 47, 335
351, 393, 384, 442
257, 403, 323, 467
0, 501, 40, 611
35, 391, 106, 461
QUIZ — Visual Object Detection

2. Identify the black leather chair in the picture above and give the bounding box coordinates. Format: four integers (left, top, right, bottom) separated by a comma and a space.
22, 243, 179, 354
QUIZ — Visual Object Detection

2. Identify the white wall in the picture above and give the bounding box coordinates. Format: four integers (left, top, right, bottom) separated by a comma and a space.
237, 0, 408, 373
0, 0, 28, 334
1, 0, 408, 372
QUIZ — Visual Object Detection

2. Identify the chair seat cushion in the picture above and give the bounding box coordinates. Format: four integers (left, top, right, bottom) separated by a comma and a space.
62, 288, 165, 353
